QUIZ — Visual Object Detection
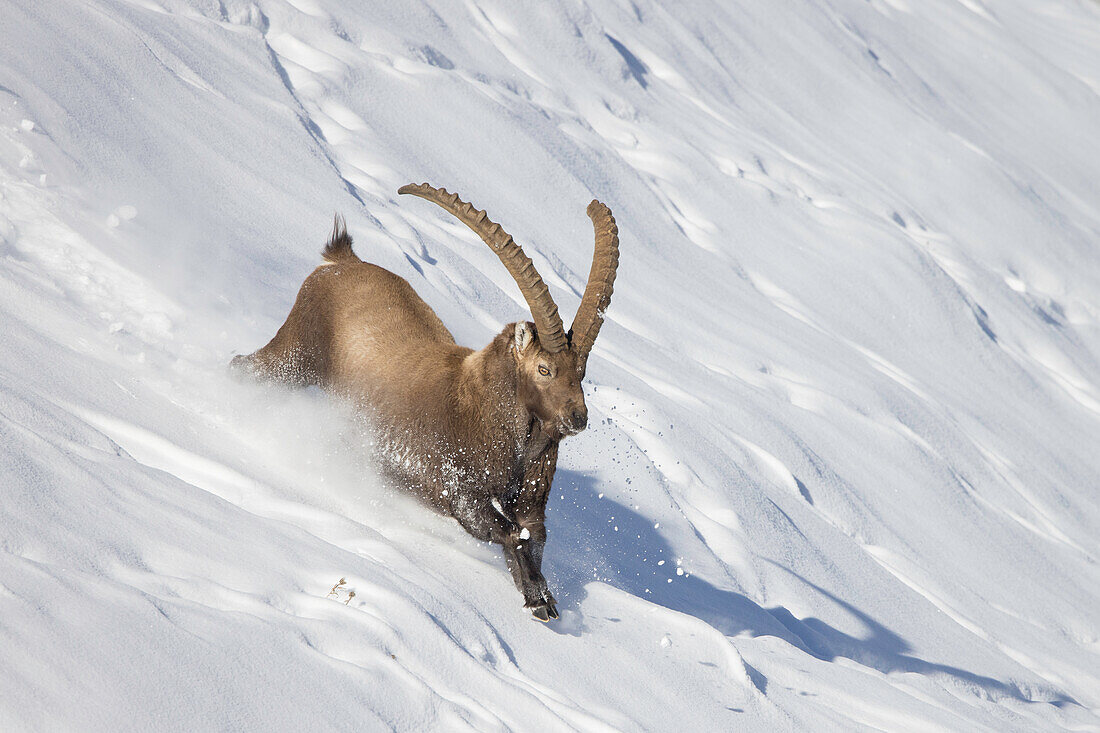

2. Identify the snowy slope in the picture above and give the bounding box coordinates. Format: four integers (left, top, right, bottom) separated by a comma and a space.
2, 0, 1099, 729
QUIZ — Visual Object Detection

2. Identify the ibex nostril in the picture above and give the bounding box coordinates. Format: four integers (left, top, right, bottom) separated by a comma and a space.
571, 410, 588, 429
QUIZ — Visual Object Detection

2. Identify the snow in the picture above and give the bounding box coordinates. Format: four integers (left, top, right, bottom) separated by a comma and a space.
2, 0, 1099, 730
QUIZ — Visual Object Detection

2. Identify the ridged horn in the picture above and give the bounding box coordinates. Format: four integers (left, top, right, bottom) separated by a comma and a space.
399, 183, 569, 352
570, 200, 619, 377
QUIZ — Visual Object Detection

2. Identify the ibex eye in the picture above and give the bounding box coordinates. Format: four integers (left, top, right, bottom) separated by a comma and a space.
538, 365, 551, 377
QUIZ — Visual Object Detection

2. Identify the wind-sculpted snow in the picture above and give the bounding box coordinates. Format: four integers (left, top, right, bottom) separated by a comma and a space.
2, 0, 1099, 730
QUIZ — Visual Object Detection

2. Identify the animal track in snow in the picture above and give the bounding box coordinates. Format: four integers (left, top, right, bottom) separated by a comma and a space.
106, 205, 137, 228
267, 33, 346, 77
284, 0, 330, 19
0, 167, 177, 346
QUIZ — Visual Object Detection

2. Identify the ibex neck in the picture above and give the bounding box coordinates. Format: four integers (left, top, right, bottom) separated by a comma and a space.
458, 332, 528, 448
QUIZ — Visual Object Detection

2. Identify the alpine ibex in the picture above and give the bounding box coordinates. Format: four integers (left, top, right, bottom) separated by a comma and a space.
232, 183, 619, 621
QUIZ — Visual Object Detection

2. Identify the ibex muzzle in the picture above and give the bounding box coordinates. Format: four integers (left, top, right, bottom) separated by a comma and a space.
232, 183, 619, 621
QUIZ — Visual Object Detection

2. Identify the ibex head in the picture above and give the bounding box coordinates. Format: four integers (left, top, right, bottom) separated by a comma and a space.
399, 183, 619, 439
511, 320, 587, 436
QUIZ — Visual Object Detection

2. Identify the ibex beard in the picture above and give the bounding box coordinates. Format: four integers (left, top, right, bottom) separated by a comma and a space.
232, 183, 619, 622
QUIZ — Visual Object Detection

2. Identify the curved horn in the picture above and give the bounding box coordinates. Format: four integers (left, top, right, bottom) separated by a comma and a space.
399, 183, 569, 352
570, 200, 619, 377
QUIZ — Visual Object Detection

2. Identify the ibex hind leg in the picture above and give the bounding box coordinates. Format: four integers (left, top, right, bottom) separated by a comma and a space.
229, 338, 318, 386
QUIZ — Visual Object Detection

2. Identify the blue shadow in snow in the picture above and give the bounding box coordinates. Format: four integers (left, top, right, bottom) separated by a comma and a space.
542, 468, 1079, 708
605, 34, 648, 89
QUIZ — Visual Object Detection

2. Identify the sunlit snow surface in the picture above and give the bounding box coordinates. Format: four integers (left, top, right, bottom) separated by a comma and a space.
2, 0, 1099, 730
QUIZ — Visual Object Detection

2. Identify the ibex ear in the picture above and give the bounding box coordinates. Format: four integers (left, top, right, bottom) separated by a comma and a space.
514, 322, 535, 354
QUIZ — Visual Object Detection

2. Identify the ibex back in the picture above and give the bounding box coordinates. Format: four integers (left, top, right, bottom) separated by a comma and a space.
232, 183, 619, 621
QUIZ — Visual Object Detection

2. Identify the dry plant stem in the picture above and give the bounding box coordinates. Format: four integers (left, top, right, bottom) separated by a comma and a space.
327, 578, 347, 598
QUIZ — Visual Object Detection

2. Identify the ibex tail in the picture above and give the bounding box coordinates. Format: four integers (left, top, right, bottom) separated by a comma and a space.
322, 214, 359, 263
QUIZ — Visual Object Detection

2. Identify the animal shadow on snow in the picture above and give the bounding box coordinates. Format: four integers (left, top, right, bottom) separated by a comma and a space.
542, 468, 1079, 708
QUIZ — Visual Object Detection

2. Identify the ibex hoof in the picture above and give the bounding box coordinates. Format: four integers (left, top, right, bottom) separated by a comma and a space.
531, 604, 558, 622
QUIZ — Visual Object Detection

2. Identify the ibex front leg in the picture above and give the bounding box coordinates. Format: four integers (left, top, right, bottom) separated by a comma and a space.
510, 443, 559, 621
490, 495, 557, 621
513, 517, 556, 619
